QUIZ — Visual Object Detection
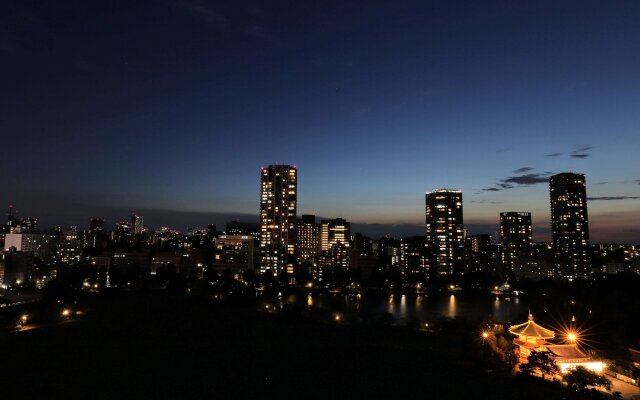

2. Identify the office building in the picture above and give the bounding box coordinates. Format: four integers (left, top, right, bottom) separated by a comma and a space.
3, 233, 63, 264
320, 218, 351, 252
295, 214, 319, 264
213, 234, 255, 271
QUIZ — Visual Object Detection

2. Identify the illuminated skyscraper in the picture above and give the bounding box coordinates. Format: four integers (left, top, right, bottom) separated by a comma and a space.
425, 189, 464, 275
131, 213, 144, 235
259, 164, 297, 274
295, 214, 319, 264
549, 173, 590, 279
500, 212, 532, 269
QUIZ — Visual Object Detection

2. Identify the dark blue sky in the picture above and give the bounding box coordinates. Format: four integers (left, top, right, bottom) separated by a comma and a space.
1, 0, 639, 242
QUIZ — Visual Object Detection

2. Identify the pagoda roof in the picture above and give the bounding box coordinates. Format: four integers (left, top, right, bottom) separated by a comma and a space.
508, 314, 555, 339
547, 344, 588, 360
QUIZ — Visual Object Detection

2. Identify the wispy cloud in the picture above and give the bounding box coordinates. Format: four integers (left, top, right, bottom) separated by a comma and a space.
587, 196, 640, 201
570, 144, 593, 159
482, 172, 552, 192
573, 145, 593, 153
546, 152, 562, 157
496, 148, 511, 153
471, 200, 502, 204
513, 167, 534, 173
501, 173, 551, 185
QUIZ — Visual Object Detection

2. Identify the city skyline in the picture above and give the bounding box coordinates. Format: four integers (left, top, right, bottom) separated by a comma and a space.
1, 166, 637, 244
2, 1, 639, 242
3, 3, 640, 399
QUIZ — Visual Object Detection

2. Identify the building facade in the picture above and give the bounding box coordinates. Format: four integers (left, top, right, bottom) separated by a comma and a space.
500, 212, 533, 269
131, 213, 144, 235
319, 218, 351, 252
549, 173, 590, 279
425, 189, 464, 275
295, 214, 319, 265
465, 234, 495, 273
213, 234, 255, 271
3, 233, 63, 264
259, 165, 297, 274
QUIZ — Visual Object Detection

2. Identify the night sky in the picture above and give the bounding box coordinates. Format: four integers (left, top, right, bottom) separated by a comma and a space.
1, 1, 639, 242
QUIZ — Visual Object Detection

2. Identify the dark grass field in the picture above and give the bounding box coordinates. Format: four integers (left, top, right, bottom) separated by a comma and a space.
0, 291, 577, 399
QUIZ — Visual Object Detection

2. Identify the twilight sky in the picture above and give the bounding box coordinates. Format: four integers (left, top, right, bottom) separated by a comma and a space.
1, 0, 639, 242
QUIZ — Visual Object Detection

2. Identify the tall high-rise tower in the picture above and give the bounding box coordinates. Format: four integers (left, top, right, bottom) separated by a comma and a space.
549, 173, 590, 279
500, 212, 533, 269
131, 213, 144, 235
259, 165, 297, 274
425, 189, 464, 275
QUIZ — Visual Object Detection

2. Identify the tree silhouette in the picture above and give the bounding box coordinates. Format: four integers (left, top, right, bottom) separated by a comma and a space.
565, 366, 611, 392
520, 350, 559, 380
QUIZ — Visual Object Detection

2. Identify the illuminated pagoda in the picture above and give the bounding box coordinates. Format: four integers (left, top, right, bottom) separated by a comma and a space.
509, 313, 555, 358
509, 314, 604, 374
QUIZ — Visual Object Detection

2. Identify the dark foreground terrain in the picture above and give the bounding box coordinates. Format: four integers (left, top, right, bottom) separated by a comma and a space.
1, 291, 580, 399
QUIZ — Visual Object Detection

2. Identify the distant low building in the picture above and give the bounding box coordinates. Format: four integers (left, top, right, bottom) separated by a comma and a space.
150, 252, 182, 273
4, 233, 62, 264
89, 255, 111, 270
213, 234, 255, 272
225, 221, 260, 236
1, 250, 35, 285
113, 248, 151, 269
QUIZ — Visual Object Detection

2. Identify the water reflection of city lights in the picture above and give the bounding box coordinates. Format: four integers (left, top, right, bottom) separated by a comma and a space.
448, 295, 456, 318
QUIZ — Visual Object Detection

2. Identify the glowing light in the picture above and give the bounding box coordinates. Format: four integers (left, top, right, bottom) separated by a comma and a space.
482, 331, 489, 339
61, 309, 71, 317
20, 314, 28, 323
560, 361, 605, 374
567, 332, 577, 342
334, 314, 342, 322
